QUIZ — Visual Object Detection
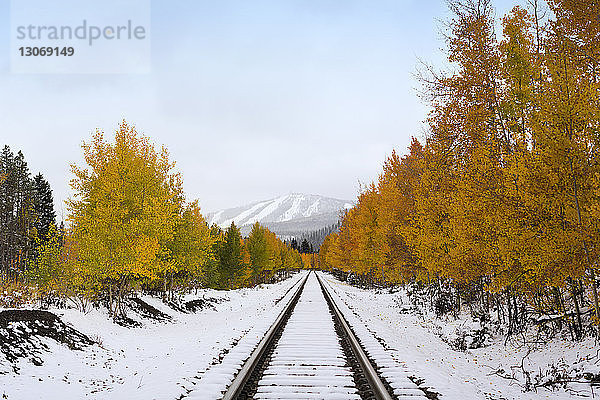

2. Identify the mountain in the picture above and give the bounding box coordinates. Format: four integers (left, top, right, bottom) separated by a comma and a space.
206, 193, 353, 237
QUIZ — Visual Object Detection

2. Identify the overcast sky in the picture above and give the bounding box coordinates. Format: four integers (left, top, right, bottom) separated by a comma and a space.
0, 0, 520, 219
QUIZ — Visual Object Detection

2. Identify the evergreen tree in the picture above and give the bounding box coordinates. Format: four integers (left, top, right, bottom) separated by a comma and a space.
292, 222, 341, 253
32, 173, 56, 241
0, 145, 15, 276
300, 239, 311, 254
0, 146, 36, 278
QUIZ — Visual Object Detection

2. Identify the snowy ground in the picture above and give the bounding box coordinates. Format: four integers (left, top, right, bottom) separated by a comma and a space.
0, 272, 305, 400
2, 270, 598, 400
321, 272, 600, 400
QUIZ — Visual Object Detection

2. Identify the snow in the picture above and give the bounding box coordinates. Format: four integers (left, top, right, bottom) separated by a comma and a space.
209, 193, 351, 232
280, 194, 306, 222
0, 273, 306, 400
220, 200, 271, 228
4, 270, 592, 400
302, 198, 320, 218
247, 194, 289, 225
254, 273, 360, 399
320, 272, 599, 400
208, 210, 224, 226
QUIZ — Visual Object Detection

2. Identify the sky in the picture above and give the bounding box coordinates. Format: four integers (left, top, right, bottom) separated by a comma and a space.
0, 0, 522, 218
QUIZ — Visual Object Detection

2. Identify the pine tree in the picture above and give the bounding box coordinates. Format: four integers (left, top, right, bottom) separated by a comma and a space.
0, 146, 36, 279
0, 145, 15, 277
32, 173, 56, 241
299, 239, 311, 254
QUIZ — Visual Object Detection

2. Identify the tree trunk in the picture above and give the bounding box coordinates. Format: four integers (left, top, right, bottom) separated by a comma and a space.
591, 269, 600, 335
506, 288, 513, 336
571, 282, 583, 339
456, 283, 461, 315
109, 282, 114, 316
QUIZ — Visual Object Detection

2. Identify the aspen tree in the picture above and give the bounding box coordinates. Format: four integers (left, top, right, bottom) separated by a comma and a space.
69, 121, 183, 316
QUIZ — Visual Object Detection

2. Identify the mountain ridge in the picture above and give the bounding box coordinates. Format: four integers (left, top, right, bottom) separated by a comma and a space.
206, 193, 352, 236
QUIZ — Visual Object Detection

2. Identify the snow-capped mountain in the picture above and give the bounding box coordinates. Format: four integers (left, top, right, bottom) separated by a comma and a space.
207, 193, 353, 237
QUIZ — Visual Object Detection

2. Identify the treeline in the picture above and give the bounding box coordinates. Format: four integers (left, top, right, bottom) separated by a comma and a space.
320, 0, 600, 339
289, 222, 340, 253
0, 145, 56, 282
3, 122, 302, 317
203, 221, 304, 290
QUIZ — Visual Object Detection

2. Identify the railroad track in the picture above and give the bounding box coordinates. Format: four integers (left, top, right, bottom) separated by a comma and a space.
219, 271, 428, 400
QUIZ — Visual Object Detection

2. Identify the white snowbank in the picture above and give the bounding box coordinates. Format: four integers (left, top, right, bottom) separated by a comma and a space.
321, 273, 598, 400
0, 273, 305, 400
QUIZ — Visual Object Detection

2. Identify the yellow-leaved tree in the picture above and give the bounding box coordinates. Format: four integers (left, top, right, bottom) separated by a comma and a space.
163, 200, 215, 300
68, 121, 199, 317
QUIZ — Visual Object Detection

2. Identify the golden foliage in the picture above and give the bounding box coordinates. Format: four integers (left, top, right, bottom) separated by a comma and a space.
319, 2, 600, 327
66, 121, 214, 315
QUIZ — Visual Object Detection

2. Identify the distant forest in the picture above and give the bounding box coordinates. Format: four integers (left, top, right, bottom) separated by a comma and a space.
287, 222, 341, 253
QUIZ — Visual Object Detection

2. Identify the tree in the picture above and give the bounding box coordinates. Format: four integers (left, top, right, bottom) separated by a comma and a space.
299, 239, 311, 254
68, 121, 184, 317
218, 222, 245, 288
26, 224, 63, 307
0, 146, 36, 279
203, 224, 225, 288
246, 222, 269, 285
163, 200, 214, 299
32, 173, 56, 242
318, 0, 600, 337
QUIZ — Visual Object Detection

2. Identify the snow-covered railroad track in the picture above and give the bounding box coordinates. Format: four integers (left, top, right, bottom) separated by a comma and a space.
220, 271, 424, 400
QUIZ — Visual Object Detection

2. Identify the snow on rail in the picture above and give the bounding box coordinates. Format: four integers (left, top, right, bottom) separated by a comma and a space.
318, 271, 431, 399
184, 272, 308, 400
255, 273, 360, 399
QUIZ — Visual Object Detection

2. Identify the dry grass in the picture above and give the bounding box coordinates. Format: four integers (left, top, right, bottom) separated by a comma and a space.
0, 280, 36, 308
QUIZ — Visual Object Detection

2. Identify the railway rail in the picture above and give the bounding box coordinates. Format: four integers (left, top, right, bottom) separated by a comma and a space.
220, 271, 428, 400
